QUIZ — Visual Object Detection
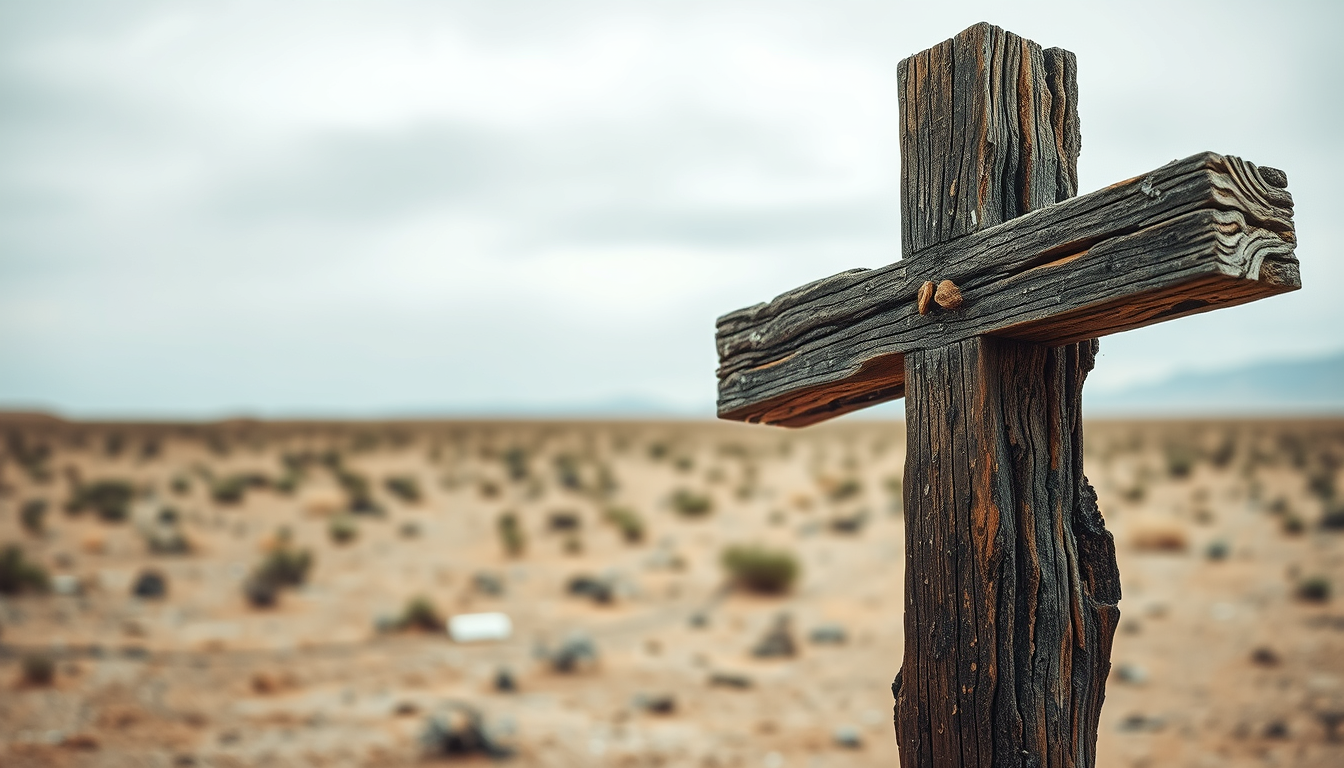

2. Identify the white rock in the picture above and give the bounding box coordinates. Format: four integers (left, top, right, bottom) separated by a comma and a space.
448, 612, 512, 643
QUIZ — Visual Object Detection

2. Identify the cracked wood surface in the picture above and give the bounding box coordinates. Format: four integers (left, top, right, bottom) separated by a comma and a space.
715, 151, 1297, 428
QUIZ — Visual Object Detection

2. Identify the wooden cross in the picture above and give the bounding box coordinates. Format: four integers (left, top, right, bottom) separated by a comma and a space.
713, 23, 1299, 767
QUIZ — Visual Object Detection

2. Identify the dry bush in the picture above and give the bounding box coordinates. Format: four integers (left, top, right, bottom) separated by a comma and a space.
722, 545, 800, 594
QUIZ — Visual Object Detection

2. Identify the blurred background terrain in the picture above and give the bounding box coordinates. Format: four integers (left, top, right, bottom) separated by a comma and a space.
2, 1, 1343, 766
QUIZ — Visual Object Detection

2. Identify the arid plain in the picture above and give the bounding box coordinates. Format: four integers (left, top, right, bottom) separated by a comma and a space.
1, 415, 1342, 767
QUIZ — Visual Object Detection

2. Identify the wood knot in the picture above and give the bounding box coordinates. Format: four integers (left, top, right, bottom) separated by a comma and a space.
916, 281, 935, 315
934, 280, 963, 310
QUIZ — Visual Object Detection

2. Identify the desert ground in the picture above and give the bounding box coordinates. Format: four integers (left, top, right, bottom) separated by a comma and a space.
1, 414, 1342, 767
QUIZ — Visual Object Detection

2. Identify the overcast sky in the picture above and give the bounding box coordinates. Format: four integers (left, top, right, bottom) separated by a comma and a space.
1, 0, 1339, 418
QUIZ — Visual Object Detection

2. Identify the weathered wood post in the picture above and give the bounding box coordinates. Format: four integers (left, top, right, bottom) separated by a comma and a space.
712, 21, 1298, 768
892, 26, 1119, 767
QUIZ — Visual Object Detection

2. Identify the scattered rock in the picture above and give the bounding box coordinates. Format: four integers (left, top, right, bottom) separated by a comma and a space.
832, 725, 863, 749
538, 633, 598, 673
52, 573, 82, 596
1115, 662, 1147, 685
419, 702, 513, 758
473, 571, 505, 597
131, 569, 168, 599
1117, 713, 1165, 733
1205, 539, 1230, 561
567, 574, 615, 604
633, 693, 676, 715
708, 672, 753, 689
752, 613, 797, 659
808, 623, 848, 645
1249, 646, 1281, 667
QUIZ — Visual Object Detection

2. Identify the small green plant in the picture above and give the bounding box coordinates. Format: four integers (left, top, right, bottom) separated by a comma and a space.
20, 499, 47, 535
721, 545, 800, 594
670, 489, 712, 517
67, 479, 135, 522
328, 514, 359, 545
210, 475, 250, 505
603, 507, 645, 544
398, 595, 443, 632
170, 474, 192, 495
385, 475, 422, 504
1296, 576, 1332, 604
0, 544, 50, 595
21, 652, 55, 686
497, 512, 526, 557
243, 531, 313, 607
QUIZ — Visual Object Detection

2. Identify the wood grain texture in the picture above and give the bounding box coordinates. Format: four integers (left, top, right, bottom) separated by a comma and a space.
716, 151, 1297, 427
898, 23, 1078, 256
896, 338, 1119, 767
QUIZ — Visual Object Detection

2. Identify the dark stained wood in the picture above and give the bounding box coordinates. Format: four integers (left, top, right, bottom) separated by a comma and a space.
716, 152, 1297, 427
897, 338, 1119, 767
709, 20, 1301, 768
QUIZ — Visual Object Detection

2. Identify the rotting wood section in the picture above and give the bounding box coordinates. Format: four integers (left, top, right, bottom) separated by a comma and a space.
715, 152, 1297, 427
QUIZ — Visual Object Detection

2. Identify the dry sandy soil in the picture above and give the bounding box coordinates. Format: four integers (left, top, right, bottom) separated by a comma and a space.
1, 415, 1342, 767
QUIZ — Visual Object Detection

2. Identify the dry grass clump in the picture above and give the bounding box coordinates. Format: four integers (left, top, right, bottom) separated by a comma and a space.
66, 479, 135, 522
0, 544, 49, 595
670, 488, 712, 518
603, 507, 645, 543
328, 513, 358, 544
397, 595, 443, 632
243, 530, 313, 608
384, 475, 421, 504
497, 512, 526, 557
722, 545, 800, 594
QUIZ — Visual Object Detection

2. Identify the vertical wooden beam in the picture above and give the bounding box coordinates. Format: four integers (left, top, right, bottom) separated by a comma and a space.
893, 23, 1120, 767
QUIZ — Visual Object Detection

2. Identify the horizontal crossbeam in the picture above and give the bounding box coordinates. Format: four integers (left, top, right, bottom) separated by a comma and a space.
715, 152, 1298, 427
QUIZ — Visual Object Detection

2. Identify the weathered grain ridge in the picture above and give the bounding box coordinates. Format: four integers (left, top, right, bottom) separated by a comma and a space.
716, 152, 1297, 427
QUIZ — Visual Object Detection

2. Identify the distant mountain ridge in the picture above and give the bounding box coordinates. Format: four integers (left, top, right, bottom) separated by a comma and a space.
1084, 351, 1344, 415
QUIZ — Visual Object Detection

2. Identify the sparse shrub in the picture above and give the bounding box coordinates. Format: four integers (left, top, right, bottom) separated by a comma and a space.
555, 455, 583, 491
0, 544, 49, 595
67, 479, 135, 522
1165, 444, 1198, 479
722, 545, 800, 594
398, 595, 443, 632
170, 474, 191, 495
329, 514, 358, 544
823, 477, 862, 503
273, 472, 300, 495
21, 652, 55, 686
244, 531, 313, 607
670, 489, 713, 518
210, 475, 250, 505
1296, 576, 1332, 604
20, 499, 47, 535
132, 569, 168, 599
385, 475, 421, 504
502, 447, 529, 481
603, 507, 645, 543
497, 512, 526, 557
1321, 504, 1344, 531
673, 455, 694, 473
